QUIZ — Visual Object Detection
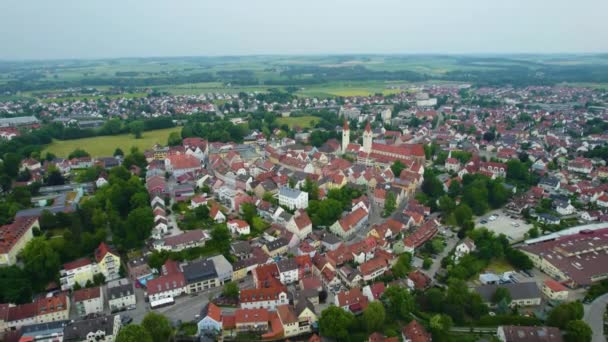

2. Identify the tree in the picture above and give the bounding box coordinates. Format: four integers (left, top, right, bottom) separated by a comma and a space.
319, 306, 355, 340
392, 253, 412, 278
363, 301, 386, 333
390, 161, 405, 178
222, 282, 239, 299
113, 148, 124, 157
0, 266, 33, 304
565, 320, 592, 342
116, 324, 153, 342
491, 287, 511, 304
240, 203, 257, 224
68, 148, 90, 159
45, 166, 65, 186
19, 237, 61, 288
167, 131, 182, 146
430, 314, 453, 336
383, 192, 396, 217
141, 312, 173, 342
547, 301, 584, 329
422, 171, 445, 199
423, 257, 432, 269
194, 205, 210, 220
124, 207, 154, 248
2, 153, 21, 178
453, 204, 473, 228
438, 195, 456, 215
128, 121, 145, 139
383, 286, 414, 319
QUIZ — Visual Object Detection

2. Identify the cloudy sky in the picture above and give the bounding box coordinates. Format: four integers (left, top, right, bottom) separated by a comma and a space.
1, 0, 607, 60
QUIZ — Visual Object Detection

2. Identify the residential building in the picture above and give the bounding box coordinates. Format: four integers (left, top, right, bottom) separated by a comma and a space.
63, 314, 121, 342
197, 303, 222, 335
95, 243, 121, 281
496, 325, 562, 342
60, 258, 99, 291
329, 207, 369, 239
227, 219, 251, 236
153, 229, 209, 252
240, 287, 288, 311
335, 288, 369, 314
286, 209, 313, 240
0, 216, 38, 267
276, 258, 299, 285
36, 294, 70, 324
73, 287, 104, 316
542, 280, 568, 301
106, 278, 136, 312
146, 260, 186, 303
454, 237, 476, 262
401, 320, 432, 342
278, 187, 309, 210
209, 254, 233, 284
235, 308, 269, 333
475, 282, 542, 307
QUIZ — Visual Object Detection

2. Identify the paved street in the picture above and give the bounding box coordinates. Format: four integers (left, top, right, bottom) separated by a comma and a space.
584, 293, 608, 342
423, 229, 458, 281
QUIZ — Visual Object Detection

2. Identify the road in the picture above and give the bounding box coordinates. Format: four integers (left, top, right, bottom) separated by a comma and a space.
584, 293, 608, 342
423, 229, 458, 281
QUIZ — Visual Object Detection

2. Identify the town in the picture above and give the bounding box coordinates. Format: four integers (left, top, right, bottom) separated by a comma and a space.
0, 78, 607, 342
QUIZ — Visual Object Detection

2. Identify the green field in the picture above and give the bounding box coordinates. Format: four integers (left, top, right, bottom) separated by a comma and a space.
43, 127, 181, 158
276, 116, 320, 129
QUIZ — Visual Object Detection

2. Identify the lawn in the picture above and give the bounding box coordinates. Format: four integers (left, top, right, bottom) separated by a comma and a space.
42, 127, 182, 158
276, 116, 320, 129
486, 259, 514, 274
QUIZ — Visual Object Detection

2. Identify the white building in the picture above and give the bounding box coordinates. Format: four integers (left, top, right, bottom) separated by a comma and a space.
277, 259, 299, 285
106, 278, 136, 312
278, 187, 309, 210
227, 219, 251, 235
454, 238, 476, 262
73, 287, 104, 316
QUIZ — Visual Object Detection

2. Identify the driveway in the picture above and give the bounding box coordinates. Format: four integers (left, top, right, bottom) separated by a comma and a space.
584, 293, 608, 342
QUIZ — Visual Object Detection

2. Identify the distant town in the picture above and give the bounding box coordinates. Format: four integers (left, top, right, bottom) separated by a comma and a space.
1, 80, 608, 342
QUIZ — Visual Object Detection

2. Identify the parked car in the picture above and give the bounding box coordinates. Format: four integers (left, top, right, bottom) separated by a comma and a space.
480, 220, 488, 224
489, 215, 497, 221
121, 316, 133, 325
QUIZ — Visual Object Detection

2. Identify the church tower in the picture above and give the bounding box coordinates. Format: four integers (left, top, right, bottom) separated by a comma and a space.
363, 121, 372, 154
342, 120, 350, 154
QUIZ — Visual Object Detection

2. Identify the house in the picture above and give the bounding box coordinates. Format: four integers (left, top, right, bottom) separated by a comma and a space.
542, 280, 568, 301
445, 157, 461, 172
276, 304, 299, 337
480, 162, 507, 179
362, 282, 386, 302
197, 303, 222, 335
277, 258, 299, 285
106, 278, 136, 312
294, 299, 317, 335
62, 315, 121, 342
454, 237, 476, 262
127, 257, 153, 285
235, 308, 269, 333
210, 204, 226, 223
95, 242, 121, 281
73, 287, 104, 316
278, 187, 309, 210
359, 256, 388, 282
153, 229, 209, 252
165, 154, 202, 177
286, 209, 313, 240
475, 282, 542, 307
567, 157, 593, 174
14, 320, 68, 341
496, 325, 563, 342
35, 293, 70, 324
537, 213, 561, 225
538, 176, 560, 192
240, 287, 289, 311
329, 207, 369, 239
209, 254, 234, 284
231, 241, 253, 261
146, 260, 187, 303
335, 287, 369, 314
0, 216, 38, 267
597, 194, 608, 208
228, 219, 251, 236
262, 238, 289, 257
401, 320, 432, 342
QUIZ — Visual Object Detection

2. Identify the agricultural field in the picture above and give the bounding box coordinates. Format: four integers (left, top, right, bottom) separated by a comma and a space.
276, 116, 320, 129
42, 127, 181, 158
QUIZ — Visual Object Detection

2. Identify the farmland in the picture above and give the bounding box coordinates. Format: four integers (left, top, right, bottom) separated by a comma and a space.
276, 116, 320, 129
42, 127, 182, 158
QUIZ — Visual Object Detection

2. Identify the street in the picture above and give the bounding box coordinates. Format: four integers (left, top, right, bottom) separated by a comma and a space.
584, 293, 608, 342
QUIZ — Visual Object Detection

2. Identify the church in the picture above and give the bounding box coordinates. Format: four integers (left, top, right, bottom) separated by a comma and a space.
341, 120, 425, 167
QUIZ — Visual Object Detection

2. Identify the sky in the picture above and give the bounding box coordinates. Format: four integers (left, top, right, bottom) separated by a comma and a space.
1, 0, 607, 60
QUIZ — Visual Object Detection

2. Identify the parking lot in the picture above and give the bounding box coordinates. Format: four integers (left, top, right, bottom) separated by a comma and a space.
476, 210, 531, 242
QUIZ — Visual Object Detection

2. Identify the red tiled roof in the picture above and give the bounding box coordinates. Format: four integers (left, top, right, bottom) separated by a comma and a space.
0, 216, 38, 254
336, 287, 369, 310
207, 303, 222, 322
402, 320, 432, 342
63, 257, 92, 271
544, 280, 567, 293
339, 207, 368, 232
222, 314, 236, 329
235, 308, 269, 324
167, 154, 200, 170
73, 287, 101, 302
94, 242, 116, 263
359, 256, 388, 276
240, 287, 286, 303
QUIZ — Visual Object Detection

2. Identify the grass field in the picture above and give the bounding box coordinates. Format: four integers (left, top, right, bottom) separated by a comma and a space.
276, 116, 320, 129
486, 259, 514, 274
43, 127, 181, 157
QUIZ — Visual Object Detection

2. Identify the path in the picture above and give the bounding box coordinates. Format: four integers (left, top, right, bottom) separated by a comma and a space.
584, 293, 608, 342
